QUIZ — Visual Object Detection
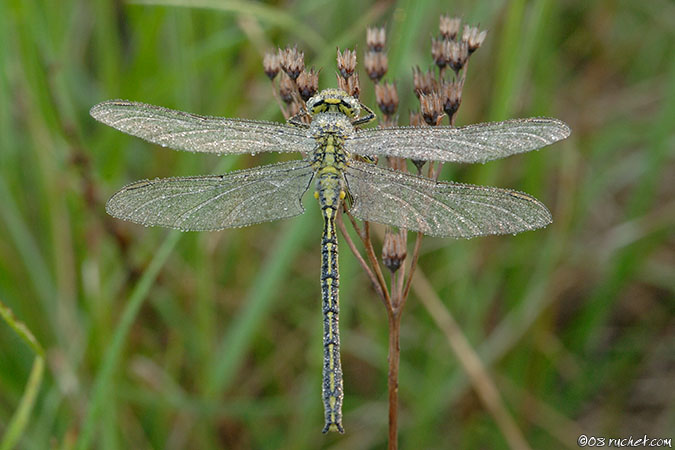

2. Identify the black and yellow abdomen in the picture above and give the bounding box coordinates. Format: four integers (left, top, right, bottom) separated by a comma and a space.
312, 130, 349, 433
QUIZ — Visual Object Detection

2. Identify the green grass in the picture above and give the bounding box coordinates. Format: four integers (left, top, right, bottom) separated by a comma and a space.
1, 0, 674, 448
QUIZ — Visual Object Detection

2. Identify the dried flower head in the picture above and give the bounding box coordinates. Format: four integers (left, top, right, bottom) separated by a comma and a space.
366, 26, 386, 52
337, 48, 357, 79
337, 71, 360, 98
419, 92, 445, 126
364, 50, 388, 82
440, 80, 463, 119
382, 228, 407, 273
278, 45, 304, 80
439, 15, 462, 40
462, 25, 487, 54
447, 40, 469, 73
412, 66, 438, 98
431, 38, 446, 69
263, 51, 280, 80
297, 68, 319, 102
278, 72, 296, 104
375, 82, 398, 116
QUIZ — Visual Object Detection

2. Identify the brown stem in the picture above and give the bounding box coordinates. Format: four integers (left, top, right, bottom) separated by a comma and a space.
344, 206, 365, 240
362, 222, 391, 306
269, 80, 289, 119
387, 309, 401, 450
395, 258, 406, 308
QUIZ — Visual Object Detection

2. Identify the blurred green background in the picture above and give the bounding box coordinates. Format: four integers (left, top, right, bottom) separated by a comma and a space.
1, 0, 673, 448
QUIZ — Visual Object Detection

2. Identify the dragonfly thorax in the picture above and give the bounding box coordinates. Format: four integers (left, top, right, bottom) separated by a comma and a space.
309, 112, 355, 140
306, 88, 360, 119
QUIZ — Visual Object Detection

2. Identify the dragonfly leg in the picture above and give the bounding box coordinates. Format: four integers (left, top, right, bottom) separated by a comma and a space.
288, 109, 311, 128
351, 102, 376, 126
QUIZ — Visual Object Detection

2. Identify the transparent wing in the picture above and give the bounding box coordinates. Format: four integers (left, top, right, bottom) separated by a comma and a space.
346, 117, 570, 163
106, 160, 314, 231
90, 100, 314, 155
344, 160, 551, 238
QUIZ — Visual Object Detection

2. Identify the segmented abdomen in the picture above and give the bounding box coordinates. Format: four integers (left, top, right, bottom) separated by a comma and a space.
317, 169, 344, 433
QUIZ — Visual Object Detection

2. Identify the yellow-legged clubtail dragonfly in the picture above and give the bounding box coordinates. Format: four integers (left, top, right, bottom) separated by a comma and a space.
91, 88, 569, 433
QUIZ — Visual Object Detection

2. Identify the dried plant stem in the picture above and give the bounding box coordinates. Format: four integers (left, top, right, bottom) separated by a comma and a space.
395, 256, 406, 300
362, 223, 391, 304
412, 269, 532, 450
270, 84, 288, 119
386, 308, 402, 450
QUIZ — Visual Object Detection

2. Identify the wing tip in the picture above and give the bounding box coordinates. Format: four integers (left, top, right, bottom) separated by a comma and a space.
532, 116, 571, 141
90, 99, 134, 121
550, 117, 571, 140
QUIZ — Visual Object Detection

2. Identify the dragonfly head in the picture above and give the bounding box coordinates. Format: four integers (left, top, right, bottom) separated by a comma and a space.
306, 89, 361, 119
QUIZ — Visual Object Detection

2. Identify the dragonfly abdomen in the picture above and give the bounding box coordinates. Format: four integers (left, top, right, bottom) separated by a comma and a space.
316, 168, 345, 433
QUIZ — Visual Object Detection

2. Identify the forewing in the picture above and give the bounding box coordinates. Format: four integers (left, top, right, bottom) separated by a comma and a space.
344, 160, 551, 238
90, 100, 314, 155
106, 160, 314, 231
346, 117, 570, 163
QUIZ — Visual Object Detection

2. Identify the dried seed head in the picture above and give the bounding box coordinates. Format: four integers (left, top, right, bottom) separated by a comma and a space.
462, 25, 487, 54
412, 66, 439, 98
297, 68, 319, 102
440, 80, 462, 119
366, 26, 386, 52
412, 158, 426, 172
375, 82, 398, 116
447, 40, 469, 73
440, 15, 462, 40
419, 92, 445, 126
382, 228, 407, 273
364, 50, 388, 82
337, 47, 357, 79
278, 72, 296, 104
278, 45, 304, 80
337, 70, 360, 98
263, 51, 280, 80
431, 38, 446, 68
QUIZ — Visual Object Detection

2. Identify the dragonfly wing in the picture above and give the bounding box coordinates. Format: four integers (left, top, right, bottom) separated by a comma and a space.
346, 117, 570, 163
344, 160, 551, 238
106, 160, 314, 231
90, 100, 314, 155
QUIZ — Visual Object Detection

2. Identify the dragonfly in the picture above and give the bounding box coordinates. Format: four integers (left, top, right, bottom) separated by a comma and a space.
91, 88, 570, 433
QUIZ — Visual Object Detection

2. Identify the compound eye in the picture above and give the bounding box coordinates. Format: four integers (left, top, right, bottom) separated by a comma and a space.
337, 101, 353, 117
308, 99, 326, 114
306, 95, 321, 110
